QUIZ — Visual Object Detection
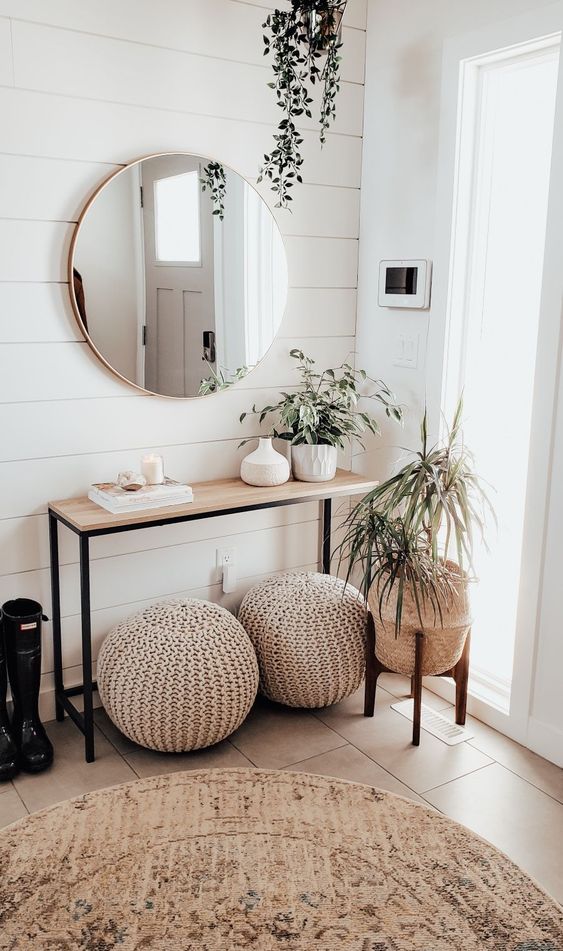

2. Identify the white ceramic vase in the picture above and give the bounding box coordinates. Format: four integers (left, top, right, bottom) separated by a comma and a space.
291, 444, 337, 482
240, 437, 290, 487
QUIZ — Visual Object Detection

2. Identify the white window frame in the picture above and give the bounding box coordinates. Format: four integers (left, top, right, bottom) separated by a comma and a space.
427, 6, 562, 744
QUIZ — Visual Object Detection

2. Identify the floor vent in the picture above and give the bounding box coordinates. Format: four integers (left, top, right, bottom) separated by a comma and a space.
390, 699, 474, 746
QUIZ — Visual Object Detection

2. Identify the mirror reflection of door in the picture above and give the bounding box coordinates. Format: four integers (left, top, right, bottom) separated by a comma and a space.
141, 155, 215, 397
70, 152, 288, 399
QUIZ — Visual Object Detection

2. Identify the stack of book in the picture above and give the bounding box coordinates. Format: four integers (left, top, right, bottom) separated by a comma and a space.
88, 478, 193, 514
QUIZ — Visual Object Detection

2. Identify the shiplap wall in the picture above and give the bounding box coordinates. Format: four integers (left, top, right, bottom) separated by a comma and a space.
0, 0, 366, 716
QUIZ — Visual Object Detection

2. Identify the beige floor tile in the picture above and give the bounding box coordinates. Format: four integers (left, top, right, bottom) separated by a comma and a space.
286, 744, 428, 805
125, 740, 252, 778
316, 685, 493, 792
230, 698, 346, 769
13, 719, 137, 813
423, 762, 563, 905
0, 784, 28, 828
94, 706, 142, 755
377, 672, 453, 711
445, 710, 563, 804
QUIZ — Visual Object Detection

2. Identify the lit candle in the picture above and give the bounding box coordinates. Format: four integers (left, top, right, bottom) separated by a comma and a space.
141, 453, 164, 485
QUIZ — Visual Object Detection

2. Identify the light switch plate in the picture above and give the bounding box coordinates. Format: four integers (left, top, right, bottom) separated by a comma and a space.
393, 332, 419, 369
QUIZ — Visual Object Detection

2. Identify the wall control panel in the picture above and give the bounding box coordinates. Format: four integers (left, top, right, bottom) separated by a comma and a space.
378, 259, 432, 309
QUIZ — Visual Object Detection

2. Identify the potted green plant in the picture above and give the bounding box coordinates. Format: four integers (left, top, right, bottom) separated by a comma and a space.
337, 401, 494, 680
259, 1, 347, 208
240, 349, 402, 482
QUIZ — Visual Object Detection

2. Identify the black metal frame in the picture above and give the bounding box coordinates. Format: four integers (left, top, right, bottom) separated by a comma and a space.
48, 495, 333, 763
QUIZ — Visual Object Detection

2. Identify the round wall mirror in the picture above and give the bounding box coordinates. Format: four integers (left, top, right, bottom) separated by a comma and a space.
69, 152, 288, 398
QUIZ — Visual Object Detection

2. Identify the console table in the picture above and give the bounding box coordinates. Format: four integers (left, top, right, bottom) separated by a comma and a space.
48, 469, 376, 762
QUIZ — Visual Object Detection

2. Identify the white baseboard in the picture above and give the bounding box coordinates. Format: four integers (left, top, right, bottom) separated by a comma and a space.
526, 717, 563, 768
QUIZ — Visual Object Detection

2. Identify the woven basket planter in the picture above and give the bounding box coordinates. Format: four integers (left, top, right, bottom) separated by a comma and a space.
367, 562, 471, 677
238, 571, 366, 708
97, 598, 258, 752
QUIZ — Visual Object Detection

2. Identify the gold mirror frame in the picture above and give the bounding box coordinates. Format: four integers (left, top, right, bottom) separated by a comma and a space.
68, 151, 288, 400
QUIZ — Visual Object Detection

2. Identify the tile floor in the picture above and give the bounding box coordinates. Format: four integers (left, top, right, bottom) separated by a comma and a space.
1, 676, 562, 904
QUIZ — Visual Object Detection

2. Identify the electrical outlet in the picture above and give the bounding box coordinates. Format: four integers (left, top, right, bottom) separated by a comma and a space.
217, 547, 237, 593
217, 547, 236, 577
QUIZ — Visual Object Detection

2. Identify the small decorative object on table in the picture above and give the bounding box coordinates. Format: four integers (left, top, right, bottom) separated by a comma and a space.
89, 477, 193, 514
240, 437, 290, 487
116, 470, 146, 491
141, 453, 164, 485
337, 398, 494, 745
240, 349, 402, 483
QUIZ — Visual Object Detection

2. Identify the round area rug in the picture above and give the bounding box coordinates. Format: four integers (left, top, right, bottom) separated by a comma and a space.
0, 769, 561, 950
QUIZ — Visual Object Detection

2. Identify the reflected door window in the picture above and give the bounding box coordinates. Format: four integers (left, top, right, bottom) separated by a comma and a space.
154, 171, 201, 264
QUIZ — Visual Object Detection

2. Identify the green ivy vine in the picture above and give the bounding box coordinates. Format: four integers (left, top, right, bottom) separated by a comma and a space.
200, 161, 227, 220
259, 1, 347, 209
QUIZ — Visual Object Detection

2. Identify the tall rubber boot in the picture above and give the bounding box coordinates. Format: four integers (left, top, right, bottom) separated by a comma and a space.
0, 624, 18, 781
2, 599, 53, 773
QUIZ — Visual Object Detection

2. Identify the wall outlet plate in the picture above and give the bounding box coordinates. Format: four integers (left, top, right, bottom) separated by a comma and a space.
217, 547, 235, 568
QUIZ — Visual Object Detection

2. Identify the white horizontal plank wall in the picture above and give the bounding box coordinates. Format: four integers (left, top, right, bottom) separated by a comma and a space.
0, 0, 366, 718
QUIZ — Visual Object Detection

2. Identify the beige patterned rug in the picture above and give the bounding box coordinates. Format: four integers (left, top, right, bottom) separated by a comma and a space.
0, 768, 561, 950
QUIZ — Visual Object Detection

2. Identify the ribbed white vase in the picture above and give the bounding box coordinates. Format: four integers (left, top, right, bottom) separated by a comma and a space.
291, 444, 337, 482
240, 438, 290, 487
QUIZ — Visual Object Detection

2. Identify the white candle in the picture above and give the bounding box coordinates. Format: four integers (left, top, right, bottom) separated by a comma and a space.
141, 453, 164, 485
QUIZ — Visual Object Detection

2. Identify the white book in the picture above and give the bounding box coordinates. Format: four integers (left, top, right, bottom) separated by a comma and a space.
91, 478, 192, 505
88, 487, 193, 515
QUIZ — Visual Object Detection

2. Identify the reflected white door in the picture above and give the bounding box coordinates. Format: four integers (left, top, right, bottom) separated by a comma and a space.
142, 155, 215, 396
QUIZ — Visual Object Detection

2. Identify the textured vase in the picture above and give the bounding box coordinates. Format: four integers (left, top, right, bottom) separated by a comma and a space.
240, 438, 290, 487
291, 444, 337, 482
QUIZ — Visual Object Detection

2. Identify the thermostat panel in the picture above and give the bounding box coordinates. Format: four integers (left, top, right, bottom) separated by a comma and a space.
378, 259, 432, 309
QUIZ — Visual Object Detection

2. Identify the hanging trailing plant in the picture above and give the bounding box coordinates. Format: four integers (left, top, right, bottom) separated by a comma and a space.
200, 161, 227, 220
259, 1, 347, 208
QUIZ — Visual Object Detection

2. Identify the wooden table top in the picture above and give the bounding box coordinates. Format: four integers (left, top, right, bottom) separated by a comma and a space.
48, 469, 377, 533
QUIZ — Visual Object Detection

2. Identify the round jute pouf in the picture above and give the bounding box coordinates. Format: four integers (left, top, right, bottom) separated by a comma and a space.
1, 768, 561, 950
238, 571, 366, 708
97, 599, 258, 752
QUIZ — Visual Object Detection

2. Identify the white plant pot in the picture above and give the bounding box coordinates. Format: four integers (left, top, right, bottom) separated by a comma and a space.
240, 437, 290, 487
291, 444, 337, 483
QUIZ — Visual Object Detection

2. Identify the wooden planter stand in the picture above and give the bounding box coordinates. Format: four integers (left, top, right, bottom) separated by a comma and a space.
364, 611, 471, 746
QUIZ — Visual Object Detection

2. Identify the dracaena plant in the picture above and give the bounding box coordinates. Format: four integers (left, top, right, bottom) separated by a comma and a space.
259, 1, 347, 208
337, 399, 495, 634
239, 349, 402, 448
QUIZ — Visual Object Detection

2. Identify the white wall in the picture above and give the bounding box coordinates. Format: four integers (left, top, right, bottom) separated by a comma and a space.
357, 0, 563, 764
0, 0, 366, 716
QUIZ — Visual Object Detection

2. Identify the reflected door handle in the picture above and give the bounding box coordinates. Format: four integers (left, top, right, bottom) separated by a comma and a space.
203, 330, 216, 364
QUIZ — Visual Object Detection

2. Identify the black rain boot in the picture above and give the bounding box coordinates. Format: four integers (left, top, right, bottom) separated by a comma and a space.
2, 599, 53, 773
0, 624, 18, 782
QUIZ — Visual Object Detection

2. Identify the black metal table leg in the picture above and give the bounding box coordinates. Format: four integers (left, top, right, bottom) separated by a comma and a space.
322, 497, 332, 574
79, 534, 95, 763
48, 512, 65, 722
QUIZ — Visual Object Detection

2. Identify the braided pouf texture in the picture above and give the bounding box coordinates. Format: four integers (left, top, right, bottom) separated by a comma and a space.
238, 572, 367, 708
97, 598, 259, 752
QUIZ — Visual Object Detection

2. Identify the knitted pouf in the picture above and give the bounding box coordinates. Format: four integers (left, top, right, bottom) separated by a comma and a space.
238, 572, 367, 708
97, 598, 259, 752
